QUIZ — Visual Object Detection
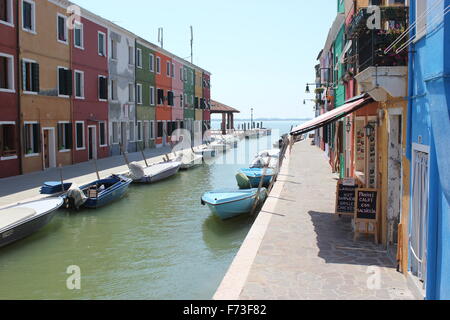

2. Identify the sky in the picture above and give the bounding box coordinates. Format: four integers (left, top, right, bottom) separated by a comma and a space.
73, 0, 337, 120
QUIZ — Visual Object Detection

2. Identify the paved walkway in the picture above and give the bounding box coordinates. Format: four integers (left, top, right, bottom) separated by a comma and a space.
215, 140, 416, 300
0, 146, 175, 208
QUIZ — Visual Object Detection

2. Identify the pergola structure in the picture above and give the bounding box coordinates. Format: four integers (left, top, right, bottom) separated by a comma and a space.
210, 100, 240, 134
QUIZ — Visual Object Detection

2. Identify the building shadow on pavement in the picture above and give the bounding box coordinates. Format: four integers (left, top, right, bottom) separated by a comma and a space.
308, 210, 397, 269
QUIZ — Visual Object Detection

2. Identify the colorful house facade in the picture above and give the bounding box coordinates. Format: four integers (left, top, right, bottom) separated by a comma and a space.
135, 38, 157, 150
0, 0, 20, 178
183, 65, 195, 144
406, 0, 450, 300
19, 0, 72, 173
107, 21, 136, 155
171, 57, 184, 134
71, 8, 109, 163
154, 50, 173, 147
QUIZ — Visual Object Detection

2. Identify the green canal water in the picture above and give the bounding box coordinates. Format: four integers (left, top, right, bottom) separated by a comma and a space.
0, 121, 298, 300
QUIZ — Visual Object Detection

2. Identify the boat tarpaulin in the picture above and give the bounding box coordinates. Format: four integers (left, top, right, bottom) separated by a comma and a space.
290, 96, 372, 136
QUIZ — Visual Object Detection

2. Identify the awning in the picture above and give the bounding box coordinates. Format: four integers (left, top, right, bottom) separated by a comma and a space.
290, 95, 372, 136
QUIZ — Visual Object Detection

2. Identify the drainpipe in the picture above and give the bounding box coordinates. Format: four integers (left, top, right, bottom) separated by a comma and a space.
16, 0, 23, 175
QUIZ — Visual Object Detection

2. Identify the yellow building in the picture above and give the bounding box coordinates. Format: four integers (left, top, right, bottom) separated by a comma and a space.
19, 0, 72, 173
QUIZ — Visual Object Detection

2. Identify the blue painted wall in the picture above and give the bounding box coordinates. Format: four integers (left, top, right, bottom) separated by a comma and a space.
408, 0, 450, 300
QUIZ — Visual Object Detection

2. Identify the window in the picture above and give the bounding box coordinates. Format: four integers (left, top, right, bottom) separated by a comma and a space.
0, 0, 13, 25
111, 79, 118, 101
98, 32, 106, 56
24, 122, 39, 155
180, 94, 183, 107
0, 53, 14, 92
149, 54, 154, 72
0, 122, 16, 158
136, 83, 142, 104
22, 0, 35, 33
58, 67, 72, 97
57, 14, 68, 44
22, 60, 39, 93
75, 122, 85, 150
128, 83, 135, 102
150, 121, 155, 139
74, 70, 84, 99
99, 122, 107, 146
166, 61, 170, 77
137, 121, 142, 141
136, 48, 142, 68
128, 46, 134, 65
112, 122, 119, 144
180, 67, 183, 81
98, 76, 108, 100
194, 97, 199, 108
157, 88, 164, 105
128, 121, 135, 142
156, 56, 161, 74
171, 63, 175, 78
157, 122, 163, 138
57, 122, 72, 151
183, 69, 187, 82
111, 39, 117, 60
149, 86, 155, 105
190, 95, 194, 105
74, 22, 84, 49
415, 0, 428, 41
168, 91, 174, 106
184, 93, 187, 107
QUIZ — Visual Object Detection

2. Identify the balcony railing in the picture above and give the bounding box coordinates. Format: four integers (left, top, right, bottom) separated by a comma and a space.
345, 6, 409, 73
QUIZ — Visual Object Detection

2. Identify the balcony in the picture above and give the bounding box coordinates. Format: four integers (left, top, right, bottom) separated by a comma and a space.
346, 6, 409, 101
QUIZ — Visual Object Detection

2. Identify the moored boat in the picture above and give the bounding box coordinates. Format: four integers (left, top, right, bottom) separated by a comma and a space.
127, 161, 181, 184
0, 197, 64, 248
64, 175, 132, 209
201, 188, 268, 220
177, 152, 203, 170
238, 168, 275, 188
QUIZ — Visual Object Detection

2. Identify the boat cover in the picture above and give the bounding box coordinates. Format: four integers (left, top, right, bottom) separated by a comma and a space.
129, 162, 145, 180
0, 207, 36, 230
66, 184, 88, 210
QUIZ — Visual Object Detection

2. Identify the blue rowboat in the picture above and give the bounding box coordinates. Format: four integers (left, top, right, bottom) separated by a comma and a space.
64, 175, 132, 209
238, 168, 275, 188
201, 188, 268, 220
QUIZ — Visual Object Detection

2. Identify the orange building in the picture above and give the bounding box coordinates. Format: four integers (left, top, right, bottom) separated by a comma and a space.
19, 0, 72, 173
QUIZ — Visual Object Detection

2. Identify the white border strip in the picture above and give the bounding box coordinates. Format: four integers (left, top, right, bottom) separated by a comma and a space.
213, 147, 292, 300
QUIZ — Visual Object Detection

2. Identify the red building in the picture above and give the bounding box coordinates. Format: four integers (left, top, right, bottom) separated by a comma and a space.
155, 51, 173, 147
71, 14, 109, 162
0, 0, 20, 178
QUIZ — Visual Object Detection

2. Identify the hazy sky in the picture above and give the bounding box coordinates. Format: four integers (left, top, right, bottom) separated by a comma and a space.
73, 0, 336, 119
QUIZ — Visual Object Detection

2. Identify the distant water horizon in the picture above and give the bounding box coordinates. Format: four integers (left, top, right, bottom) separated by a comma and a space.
211, 118, 312, 122
211, 119, 307, 136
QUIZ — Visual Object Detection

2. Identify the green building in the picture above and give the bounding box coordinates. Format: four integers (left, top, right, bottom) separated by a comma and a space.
183, 65, 195, 137
136, 39, 157, 149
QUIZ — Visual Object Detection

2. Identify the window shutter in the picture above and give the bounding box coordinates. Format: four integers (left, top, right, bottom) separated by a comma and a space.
32, 63, 39, 93
66, 69, 73, 96
58, 68, 65, 95
34, 123, 41, 153
0, 1, 6, 21
57, 124, 63, 148
67, 123, 73, 149
21, 60, 26, 91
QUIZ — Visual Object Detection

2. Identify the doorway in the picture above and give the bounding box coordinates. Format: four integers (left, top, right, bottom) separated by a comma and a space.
387, 113, 403, 246
42, 127, 56, 170
88, 125, 97, 160
410, 145, 430, 296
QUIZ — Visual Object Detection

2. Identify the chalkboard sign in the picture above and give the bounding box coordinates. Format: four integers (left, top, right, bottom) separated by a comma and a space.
355, 189, 378, 220
335, 182, 357, 215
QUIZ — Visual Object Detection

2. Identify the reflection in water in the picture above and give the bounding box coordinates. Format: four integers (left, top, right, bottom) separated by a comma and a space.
0, 121, 296, 299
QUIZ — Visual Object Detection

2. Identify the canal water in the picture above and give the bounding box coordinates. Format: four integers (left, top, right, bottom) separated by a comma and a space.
0, 121, 299, 300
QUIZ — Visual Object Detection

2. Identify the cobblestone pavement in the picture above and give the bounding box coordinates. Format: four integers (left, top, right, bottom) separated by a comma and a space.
238, 141, 416, 300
